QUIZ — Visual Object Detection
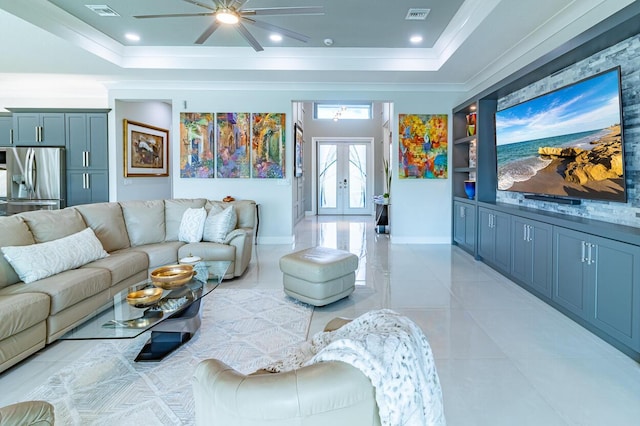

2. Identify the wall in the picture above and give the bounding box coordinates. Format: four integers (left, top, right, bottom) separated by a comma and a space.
108, 87, 456, 244
113, 100, 173, 201
496, 33, 640, 228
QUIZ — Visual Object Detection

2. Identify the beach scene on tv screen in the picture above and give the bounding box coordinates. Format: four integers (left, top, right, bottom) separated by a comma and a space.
495, 68, 625, 201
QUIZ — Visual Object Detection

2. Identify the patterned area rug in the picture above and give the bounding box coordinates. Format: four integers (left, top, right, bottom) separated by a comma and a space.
28, 289, 313, 425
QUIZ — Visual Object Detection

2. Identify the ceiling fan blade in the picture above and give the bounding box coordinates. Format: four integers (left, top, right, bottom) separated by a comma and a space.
235, 22, 264, 52
242, 17, 310, 43
194, 20, 222, 44
135, 12, 214, 19
228, 0, 249, 9
242, 7, 324, 16
181, 0, 218, 12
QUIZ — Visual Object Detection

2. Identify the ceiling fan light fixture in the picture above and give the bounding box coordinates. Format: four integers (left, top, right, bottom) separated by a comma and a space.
270, 34, 283, 42
216, 9, 239, 25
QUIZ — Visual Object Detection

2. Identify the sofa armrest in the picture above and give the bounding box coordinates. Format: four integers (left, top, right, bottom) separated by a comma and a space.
192, 359, 380, 426
224, 228, 253, 277
0, 400, 54, 425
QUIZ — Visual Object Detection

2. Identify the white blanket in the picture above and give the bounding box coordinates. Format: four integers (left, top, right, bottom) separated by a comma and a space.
266, 309, 446, 426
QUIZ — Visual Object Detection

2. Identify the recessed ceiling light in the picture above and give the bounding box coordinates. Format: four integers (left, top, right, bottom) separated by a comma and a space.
270, 34, 283, 42
410, 35, 423, 44
125, 33, 140, 42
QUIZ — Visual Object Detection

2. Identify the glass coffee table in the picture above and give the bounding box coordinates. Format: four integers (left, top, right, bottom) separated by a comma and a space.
61, 260, 231, 362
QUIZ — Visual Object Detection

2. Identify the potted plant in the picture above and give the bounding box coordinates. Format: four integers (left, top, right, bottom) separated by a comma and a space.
383, 158, 391, 203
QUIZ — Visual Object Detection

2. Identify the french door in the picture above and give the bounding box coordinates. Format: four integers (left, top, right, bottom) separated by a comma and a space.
317, 141, 370, 215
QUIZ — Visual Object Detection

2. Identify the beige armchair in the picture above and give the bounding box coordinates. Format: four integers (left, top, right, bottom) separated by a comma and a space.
0, 400, 54, 425
192, 359, 380, 426
193, 316, 380, 425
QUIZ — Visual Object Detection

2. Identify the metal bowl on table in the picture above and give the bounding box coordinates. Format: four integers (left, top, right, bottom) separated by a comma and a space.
151, 264, 195, 289
126, 287, 163, 308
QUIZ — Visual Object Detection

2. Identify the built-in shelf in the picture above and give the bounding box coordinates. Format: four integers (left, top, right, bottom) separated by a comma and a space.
453, 135, 477, 145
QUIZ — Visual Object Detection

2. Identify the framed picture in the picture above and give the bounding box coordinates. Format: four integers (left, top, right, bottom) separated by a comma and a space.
294, 123, 303, 177
124, 119, 169, 177
398, 114, 448, 179
251, 112, 286, 178
179, 113, 214, 178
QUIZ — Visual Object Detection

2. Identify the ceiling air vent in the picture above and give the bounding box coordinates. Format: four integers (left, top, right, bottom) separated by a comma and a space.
85, 4, 120, 17
405, 8, 430, 21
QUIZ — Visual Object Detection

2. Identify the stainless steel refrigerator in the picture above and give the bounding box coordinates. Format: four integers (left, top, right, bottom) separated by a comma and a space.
0, 147, 65, 215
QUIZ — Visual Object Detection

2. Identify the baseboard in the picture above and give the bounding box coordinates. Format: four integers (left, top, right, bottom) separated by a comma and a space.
256, 235, 295, 244
390, 236, 451, 244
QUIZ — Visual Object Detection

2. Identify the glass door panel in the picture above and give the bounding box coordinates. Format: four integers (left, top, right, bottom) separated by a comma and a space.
318, 141, 370, 215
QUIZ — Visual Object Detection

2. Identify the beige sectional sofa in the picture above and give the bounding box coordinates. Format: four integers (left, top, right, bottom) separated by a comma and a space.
0, 198, 256, 374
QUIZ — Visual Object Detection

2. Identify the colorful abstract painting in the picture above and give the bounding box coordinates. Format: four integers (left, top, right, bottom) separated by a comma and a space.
251, 113, 285, 178
180, 113, 214, 178
398, 114, 448, 179
216, 113, 250, 178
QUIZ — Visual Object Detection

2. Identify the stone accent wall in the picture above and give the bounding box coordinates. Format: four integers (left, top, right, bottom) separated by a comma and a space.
496, 33, 640, 228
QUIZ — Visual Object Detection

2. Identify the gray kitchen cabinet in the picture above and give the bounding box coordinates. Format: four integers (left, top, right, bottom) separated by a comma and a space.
453, 200, 475, 253
66, 170, 108, 206
12, 112, 65, 146
0, 115, 12, 146
478, 207, 510, 273
66, 113, 108, 170
511, 216, 553, 297
553, 227, 640, 351
65, 113, 108, 206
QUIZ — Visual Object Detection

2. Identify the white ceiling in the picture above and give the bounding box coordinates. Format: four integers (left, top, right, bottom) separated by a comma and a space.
0, 0, 634, 94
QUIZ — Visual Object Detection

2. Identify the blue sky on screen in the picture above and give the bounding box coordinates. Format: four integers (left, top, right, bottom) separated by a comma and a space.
495, 69, 622, 145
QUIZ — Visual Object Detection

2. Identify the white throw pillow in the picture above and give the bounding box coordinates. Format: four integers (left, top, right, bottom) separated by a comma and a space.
203, 205, 237, 243
1, 227, 108, 284
178, 207, 207, 243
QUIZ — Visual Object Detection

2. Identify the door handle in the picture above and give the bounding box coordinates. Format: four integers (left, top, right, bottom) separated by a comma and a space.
581, 241, 587, 263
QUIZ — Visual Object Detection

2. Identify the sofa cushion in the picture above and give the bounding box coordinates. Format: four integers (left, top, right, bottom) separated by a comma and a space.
179, 207, 207, 243
0, 294, 50, 340
125, 241, 184, 270
82, 250, 149, 286
0, 267, 111, 315
120, 200, 166, 246
203, 205, 237, 243
165, 198, 207, 241
74, 202, 131, 252
0, 216, 35, 289
2, 228, 108, 284
18, 208, 86, 243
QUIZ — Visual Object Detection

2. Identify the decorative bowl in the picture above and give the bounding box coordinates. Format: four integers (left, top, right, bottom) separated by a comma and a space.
126, 287, 163, 308
151, 264, 195, 289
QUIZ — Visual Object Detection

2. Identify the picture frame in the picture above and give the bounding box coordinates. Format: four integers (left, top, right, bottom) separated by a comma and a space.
294, 123, 304, 177
124, 119, 169, 177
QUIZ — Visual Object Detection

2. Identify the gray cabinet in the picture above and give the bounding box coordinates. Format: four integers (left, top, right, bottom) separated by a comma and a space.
553, 227, 640, 351
511, 217, 552, 297
65, 113, 108, 206
453, 201, 475, 253
12, 112, 65, 146
0, 115, 12, 146
66, 170, 108, 206
478, 207, 510, 272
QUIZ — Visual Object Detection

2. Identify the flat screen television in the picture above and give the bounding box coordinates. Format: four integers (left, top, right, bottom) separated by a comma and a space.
495, 66, 626, 203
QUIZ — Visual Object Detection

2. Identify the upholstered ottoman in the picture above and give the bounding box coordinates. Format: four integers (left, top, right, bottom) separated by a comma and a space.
280, 247, 358, 306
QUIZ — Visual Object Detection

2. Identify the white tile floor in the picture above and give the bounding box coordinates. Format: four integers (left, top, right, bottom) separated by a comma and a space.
2, 215, 640, 425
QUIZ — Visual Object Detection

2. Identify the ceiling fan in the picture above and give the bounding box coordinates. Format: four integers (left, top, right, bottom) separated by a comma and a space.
134, 0, 324, 52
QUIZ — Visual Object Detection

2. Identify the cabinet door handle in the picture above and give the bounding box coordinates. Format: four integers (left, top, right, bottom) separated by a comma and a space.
587, 243, 595, 265
86, 173, 90, 190
35, 126, 39, 142
85, 151, 90, 168
527, 225, 532, 242
460, 206, 465, 218
523, 224, 527, 241
581, 241, 587, 263
9, 128, 13, 144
